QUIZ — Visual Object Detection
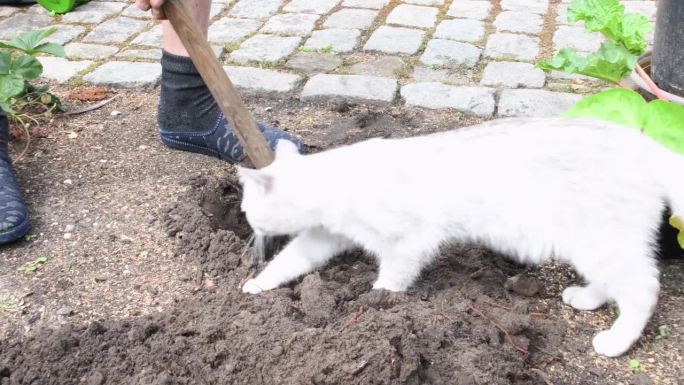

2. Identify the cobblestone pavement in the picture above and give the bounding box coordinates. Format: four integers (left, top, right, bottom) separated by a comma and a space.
0, 0, 657, 118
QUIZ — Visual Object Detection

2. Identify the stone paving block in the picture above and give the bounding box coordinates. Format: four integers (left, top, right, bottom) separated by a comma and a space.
386, 4, 438, 29
229, 34, 301, 63
62, 1, 127, 23
547, 70, 597, 82
420, 39, 481, 68
131, 24, 162, 46
122, 4, 152, 18
494, 11, 543, 34
497, 89, 582, 117
26, 3, 49, 14
116, 48, 163, 61
84, 61, 162, 88
622, 1, 657, 21
284, 0, 340, 14
406, 0, 444, 5
209, 2, 226, 18
0, 13, 52, 40
500, 0, 549, 14
84, 17, 151, 44
324, 8, 378, 30
401, 82, 496, 118
0, 6, 19, 17
363, 26, 425, 54
286, 53, 343, 73
480, 61, 545, 88
412, 67, 469, 85
553, 25, 603, 53
208, 18, 262, 44
224, 66, 302, 93
342, 0, 389, 8
37, 57, 92, 83
301, 74, 398, 102
555, 3, 573, 25
304, 29, 361, 53
229, 0, 282, 19
65, 43, 119, 60
447, 1, 491, 20
45, 25, 86, 45
261, 13, 320, 36
348, 57, 405, 78
434, 19, 485, 43
484, 33, 540, 61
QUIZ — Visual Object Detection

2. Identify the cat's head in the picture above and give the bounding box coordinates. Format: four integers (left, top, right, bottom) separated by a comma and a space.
237, 139, 314, 236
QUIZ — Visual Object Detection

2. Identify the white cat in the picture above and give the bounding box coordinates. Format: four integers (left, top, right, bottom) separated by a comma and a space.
237, 117, 683, 357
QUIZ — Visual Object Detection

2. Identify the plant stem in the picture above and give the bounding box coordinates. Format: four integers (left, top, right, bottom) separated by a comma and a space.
636, 64, 669, 100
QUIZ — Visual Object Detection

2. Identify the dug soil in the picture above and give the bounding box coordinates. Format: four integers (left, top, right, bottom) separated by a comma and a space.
1, 87, 683, 385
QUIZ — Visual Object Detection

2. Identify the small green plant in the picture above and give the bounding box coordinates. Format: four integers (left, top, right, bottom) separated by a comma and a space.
23, 234, 36, 242
537, 0, 650, 84
0, 27, 66, 124
655, 325, 669, 341
17, 256, 48, 273
629, 359, 641, 373
298, 44, 335, 54
0, 293, 26, 314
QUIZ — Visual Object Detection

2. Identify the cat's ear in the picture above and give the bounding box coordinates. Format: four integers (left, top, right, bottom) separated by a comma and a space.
236, 166, 274, 194
275, 139, 301, 158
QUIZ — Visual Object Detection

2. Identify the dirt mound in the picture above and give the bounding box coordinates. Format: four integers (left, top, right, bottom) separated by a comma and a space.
1, 174, 577, 385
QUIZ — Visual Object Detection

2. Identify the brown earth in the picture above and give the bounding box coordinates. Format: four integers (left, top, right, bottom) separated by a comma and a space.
1, 86, 683, 385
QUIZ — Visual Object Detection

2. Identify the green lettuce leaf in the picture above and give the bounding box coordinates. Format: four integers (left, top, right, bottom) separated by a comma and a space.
567, 0, 650, 55
564, 89, 684, 154
537, 42, 635, 83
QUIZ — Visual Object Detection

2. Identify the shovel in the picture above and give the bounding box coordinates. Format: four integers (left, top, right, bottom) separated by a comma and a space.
163, 0, 275, 169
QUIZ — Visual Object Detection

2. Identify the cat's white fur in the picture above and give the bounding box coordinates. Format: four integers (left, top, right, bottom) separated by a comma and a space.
236, 117, 684, 357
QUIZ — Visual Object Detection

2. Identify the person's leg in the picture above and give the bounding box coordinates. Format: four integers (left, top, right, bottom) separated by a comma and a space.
157, 0, 302, 163
0, 110, 31, 245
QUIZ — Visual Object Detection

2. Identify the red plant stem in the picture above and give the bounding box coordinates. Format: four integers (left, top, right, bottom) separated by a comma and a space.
467, 302, 530, 358
636, 64, 669, 100
341, 306, 365, 331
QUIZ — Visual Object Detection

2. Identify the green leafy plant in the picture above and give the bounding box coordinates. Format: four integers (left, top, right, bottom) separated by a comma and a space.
0, 28, 66, 123
655, 325, 669, 341
564, 88, 684, 154
537, 0, 649, 84
320, 44, 334, 54
17, 256, 48, 273
629, 359, 641, 373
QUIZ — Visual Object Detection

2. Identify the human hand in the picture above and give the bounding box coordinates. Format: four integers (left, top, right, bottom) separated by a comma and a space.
135, 0, 166, 20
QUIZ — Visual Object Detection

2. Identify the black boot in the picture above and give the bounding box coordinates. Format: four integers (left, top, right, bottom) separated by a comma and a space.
0, 110, 30, 245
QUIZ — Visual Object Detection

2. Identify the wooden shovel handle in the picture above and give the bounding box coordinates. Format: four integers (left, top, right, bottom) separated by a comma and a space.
163, 0, 274, 168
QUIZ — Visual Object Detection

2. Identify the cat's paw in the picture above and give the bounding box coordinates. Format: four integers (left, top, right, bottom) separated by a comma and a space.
592, 330, 632, 357
242, 279, 264, 294
562, 285, 607, 311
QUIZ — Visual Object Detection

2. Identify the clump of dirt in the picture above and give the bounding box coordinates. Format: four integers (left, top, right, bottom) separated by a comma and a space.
1, 173, 571, 385
66, 87, 111, 102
